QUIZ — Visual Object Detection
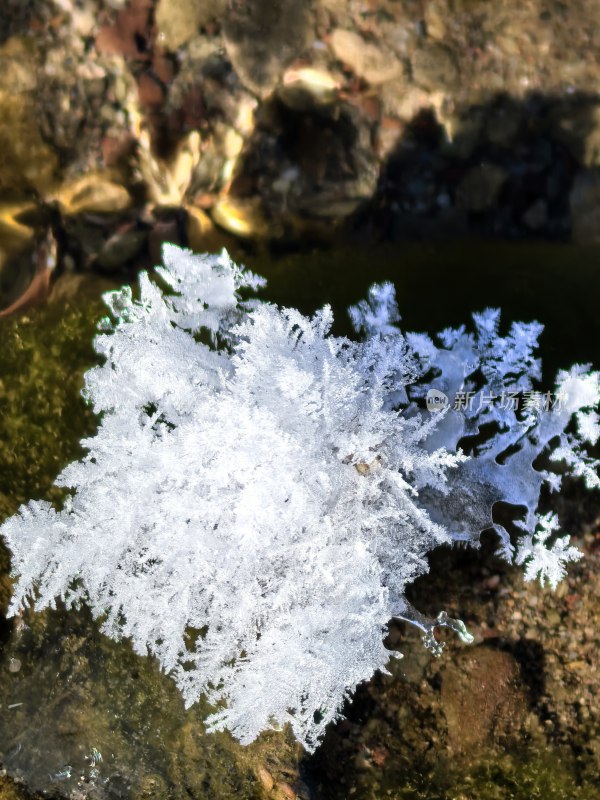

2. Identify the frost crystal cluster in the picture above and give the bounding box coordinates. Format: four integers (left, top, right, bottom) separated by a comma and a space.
2, 246, 599, 751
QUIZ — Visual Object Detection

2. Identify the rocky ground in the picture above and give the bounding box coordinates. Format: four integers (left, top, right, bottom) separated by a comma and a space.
5, 0, 600, 311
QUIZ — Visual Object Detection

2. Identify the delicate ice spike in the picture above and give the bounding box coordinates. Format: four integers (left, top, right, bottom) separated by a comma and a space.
394, 602, 474, 657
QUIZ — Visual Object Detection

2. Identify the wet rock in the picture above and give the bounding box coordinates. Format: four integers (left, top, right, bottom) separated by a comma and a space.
411, 43, 460, 91
216, 122, 244, 161
188, 139, 227, 197
137, 129, 201, 207
0, 203, 36, 245
50, 173, 131, 216
148, 216, 184, 264
440, 648, 528, 751
569, 169, 600, 245
0, 226, 56, 317
0, 205, 37, 313
185, 205, 234, 252
329, 29, 403, 85
455, 163, 508, 212
156, 0, 227, 51
377, 115, 404, 159
211, 196, 270, 238
226, 90, 378, 231
223, 0, 312, 97
95, 223, 148, 272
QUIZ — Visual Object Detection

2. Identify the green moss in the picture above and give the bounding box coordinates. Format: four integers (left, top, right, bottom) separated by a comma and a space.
425, 749, 600, 800
0, 292, 103, 522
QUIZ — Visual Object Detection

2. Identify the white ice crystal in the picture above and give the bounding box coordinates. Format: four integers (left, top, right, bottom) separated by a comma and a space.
514, 513, 581, 589
1, 245, 598, 751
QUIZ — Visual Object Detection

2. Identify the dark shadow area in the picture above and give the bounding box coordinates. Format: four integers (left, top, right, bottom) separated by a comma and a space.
227, 90, 600, 248
358, 93, 580, 243
506, 638, 547, 713
0, 540, 14, 650
244, 239, 600, 382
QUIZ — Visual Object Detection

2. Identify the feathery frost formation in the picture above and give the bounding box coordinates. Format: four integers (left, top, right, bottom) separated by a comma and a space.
2, 246, 598, 750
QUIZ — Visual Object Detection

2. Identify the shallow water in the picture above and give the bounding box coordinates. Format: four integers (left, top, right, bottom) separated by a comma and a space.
248, 240, 600, 375
0, 240, 599, 799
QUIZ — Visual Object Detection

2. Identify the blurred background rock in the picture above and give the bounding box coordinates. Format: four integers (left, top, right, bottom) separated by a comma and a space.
4, 0, 600, 312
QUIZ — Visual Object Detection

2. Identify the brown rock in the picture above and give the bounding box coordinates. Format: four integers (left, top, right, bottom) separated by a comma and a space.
137, 71, 166, 108
440, 647, 528, 751
152, 52, 176, 85
185, 205, 234, 252
256, 764, 274, 792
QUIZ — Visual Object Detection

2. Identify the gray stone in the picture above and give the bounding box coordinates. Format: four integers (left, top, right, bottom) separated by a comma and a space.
411, 43, 460, 91
223, 0, 311, 97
